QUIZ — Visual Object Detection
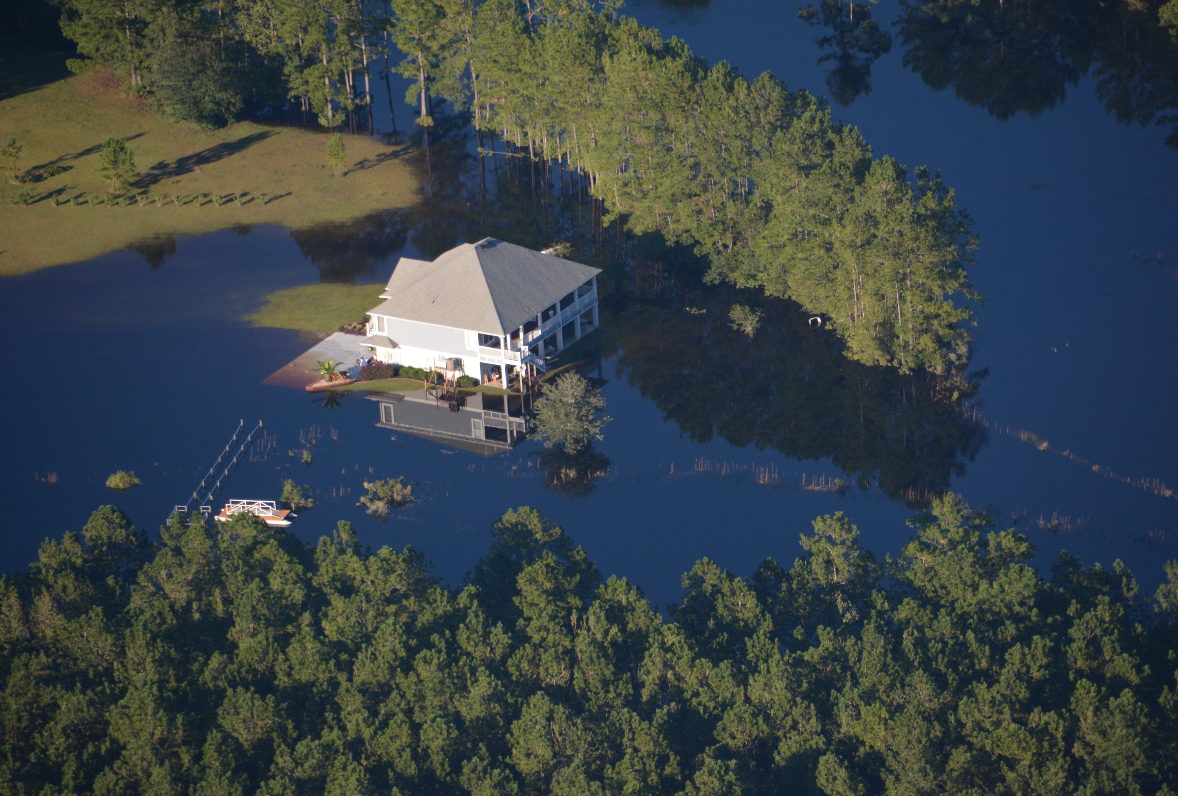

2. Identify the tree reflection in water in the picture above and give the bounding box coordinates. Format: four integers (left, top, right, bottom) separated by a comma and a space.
534, 447, 614, 501
799, 0, 893, 105
612, 248, 987, 507
795, 0, 1178, 146
897, 0, 1178, 145
124, 234, 177, 269
312, 390, 349, 410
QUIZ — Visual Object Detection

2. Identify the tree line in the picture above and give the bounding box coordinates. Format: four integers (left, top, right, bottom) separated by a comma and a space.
49, 0, 982, 374
3, 500, 1178, 794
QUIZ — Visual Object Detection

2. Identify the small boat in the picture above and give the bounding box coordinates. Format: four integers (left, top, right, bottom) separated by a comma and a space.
215, 499, 295, 527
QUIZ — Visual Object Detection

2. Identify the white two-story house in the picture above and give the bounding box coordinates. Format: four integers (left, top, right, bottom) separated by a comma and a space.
363, 238, 601, 385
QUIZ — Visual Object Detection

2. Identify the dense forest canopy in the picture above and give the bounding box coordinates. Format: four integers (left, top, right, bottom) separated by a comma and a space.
43, 0, 981, 374
3, 501, 1178, 794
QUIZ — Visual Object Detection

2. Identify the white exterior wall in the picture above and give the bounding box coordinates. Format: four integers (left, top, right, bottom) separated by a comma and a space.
368, 314, 481, 375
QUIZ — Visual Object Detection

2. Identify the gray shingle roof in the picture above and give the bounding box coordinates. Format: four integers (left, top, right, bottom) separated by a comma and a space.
368, 239, 601, 336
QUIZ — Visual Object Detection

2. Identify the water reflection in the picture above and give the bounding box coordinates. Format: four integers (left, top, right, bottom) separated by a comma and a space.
290, 211, 410, 284
898, 0, 1178, 145
367, 389, 531, 456
124, 235, 177, 269
312, 390, 350, 410
535, 447, 613, 501
794, 0, 1178, 147
610, 277, 986, 506
799, 0, 893, 105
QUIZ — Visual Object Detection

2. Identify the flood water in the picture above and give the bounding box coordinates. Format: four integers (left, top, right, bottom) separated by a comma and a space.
1, 0, 1176, 608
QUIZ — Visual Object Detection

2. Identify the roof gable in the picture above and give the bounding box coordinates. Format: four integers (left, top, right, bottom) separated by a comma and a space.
369, 239, 600, 335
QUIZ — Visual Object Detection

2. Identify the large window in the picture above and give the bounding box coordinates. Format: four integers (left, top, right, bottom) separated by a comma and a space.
478, 333, 502, 348
559, 291, 577, 310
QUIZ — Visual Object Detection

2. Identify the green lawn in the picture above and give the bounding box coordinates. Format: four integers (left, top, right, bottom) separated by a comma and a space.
0, 39, 420, 275
336, 378, 425, 393
247, 284, 385, 334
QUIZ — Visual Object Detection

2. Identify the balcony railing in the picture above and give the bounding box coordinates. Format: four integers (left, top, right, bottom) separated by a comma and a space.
479, 346, 522, 363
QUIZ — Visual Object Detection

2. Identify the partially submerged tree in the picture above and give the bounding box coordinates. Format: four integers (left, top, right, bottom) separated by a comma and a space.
531, 372, 610, 454
279, 479, 315, 510
104, 471, 141, 491
358, 476, 413, 519
728, 304, 763, 337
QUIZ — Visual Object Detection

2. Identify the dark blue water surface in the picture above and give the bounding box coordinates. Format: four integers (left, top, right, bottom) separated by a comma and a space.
2, 0, 1176, 608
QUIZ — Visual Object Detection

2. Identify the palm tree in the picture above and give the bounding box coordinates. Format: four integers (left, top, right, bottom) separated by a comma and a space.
315, 358, 343, 381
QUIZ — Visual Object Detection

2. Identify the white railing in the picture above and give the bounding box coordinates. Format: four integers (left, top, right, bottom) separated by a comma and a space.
560, 291, 597, 323
479, 347, 522, 363
222, 500, 280, 517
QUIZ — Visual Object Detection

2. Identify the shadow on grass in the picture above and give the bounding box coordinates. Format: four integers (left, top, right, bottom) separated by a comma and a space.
348, 145, 413, 174
31, 132, 146, 174
0, 38, 73, 101
138, 131, 276, 187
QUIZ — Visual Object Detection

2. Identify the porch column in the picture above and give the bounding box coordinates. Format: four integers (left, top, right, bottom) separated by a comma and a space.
591, 302, 599, 328
499, 333, 506, 384
574, 315, 582, 340
556, 324, 564, 352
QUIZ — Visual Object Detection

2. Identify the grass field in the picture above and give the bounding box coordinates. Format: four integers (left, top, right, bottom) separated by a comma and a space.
0, 40, 420, 275
336, 378, 425, 393
248, 283, 385, 333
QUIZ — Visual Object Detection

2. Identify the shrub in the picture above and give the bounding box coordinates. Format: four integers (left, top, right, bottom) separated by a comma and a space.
258, 193, 269, 205
360, 361, 397, 381
280, 479, 315, 510
301, 450, 313, 466
397, 366, 432, 381
358, 477, 413, 520
457, 375, 478, 388
16, 187, 33, 206
172, 194, 182, 206
211, 193, 222, 207
105, 471, 141, 491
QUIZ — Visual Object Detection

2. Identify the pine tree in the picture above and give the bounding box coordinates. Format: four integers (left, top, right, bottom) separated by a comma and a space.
327, 133, 347, 175
97, 137, 137, 192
